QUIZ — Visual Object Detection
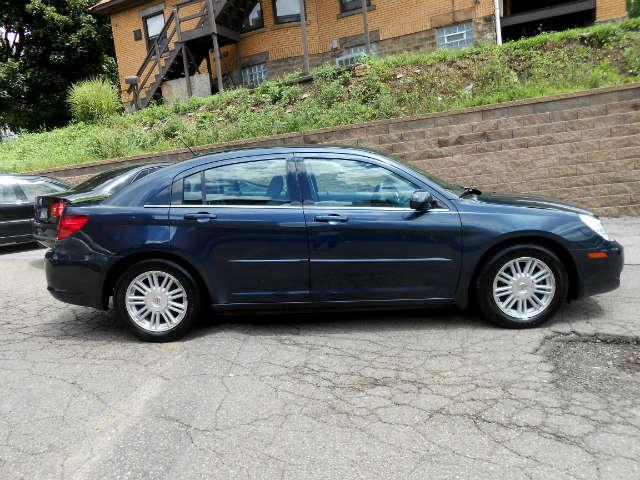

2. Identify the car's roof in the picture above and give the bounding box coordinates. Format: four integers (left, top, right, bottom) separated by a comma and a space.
166, 145, 394, 172
107, 146, 451, 207
0, 174, 67, 182
89, 162, 171, 176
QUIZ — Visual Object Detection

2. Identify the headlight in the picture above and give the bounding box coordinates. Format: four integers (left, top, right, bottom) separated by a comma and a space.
579, 214, 613, 241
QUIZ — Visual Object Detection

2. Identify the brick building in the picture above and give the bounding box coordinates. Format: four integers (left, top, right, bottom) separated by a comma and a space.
90, 0, 628, 109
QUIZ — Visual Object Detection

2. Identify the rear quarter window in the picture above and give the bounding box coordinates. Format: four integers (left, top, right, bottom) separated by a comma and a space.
145, 184, 171, 205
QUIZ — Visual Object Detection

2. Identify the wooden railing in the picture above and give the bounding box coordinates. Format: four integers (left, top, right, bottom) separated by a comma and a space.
127, 0, 212, 109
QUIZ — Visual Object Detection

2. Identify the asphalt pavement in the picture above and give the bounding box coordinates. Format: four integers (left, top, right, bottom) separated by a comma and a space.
1, 218, 639, 480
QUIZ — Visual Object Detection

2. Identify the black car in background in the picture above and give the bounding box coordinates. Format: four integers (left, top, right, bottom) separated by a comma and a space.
0, 175, 70, 246
34, 163, 170, 247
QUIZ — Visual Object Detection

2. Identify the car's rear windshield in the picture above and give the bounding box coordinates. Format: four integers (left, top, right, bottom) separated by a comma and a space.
71, 168, 136, 193
71, 165, 166, 195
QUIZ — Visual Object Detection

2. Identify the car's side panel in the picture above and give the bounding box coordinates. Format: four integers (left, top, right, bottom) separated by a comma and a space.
168, 155, 310, 305
296, 153, 463, 302
452, 201, 607, 307
169, 206, 309, 304
45, 205, 172, 309
0, 183, 33, 245
304, 206, 463, 301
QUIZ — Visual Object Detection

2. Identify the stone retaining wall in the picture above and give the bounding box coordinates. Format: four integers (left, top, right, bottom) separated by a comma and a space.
33, 83, 640, 216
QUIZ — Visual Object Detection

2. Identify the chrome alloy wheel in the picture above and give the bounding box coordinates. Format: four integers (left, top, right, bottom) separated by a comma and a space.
492, 256, 556, 321
125, 271, 188, 332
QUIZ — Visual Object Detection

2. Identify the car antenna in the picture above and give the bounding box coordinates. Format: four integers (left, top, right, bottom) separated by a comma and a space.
178, 138, 199, 158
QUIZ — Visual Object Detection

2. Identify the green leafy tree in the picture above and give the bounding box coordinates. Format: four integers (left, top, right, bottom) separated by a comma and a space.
629, 0, 640, 18
0, 0, 116, 131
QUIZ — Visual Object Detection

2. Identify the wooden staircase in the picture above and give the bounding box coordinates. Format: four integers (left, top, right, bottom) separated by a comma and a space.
127, 0, 236, 110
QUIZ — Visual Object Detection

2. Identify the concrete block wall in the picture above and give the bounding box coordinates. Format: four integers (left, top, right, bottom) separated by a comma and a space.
34, 83, 640, 216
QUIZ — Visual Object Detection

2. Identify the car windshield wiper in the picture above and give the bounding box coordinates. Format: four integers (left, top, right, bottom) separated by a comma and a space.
459, 186, 482, 198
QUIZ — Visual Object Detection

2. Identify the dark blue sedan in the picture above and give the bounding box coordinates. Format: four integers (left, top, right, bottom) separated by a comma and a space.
40, 147, 623, 341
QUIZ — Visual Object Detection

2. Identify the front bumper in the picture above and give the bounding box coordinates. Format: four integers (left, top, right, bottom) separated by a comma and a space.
45, 245, 108, 310
573, 241, 624, 299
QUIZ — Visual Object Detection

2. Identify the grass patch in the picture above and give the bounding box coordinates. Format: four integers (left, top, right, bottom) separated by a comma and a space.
2, 18, 640, 173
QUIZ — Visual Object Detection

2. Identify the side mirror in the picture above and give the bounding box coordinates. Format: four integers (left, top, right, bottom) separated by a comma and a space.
410, 190, 438, 211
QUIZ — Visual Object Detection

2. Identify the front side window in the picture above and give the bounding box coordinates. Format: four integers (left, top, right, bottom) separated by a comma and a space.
242, 1, 264, 32
339, 0, 371, 13
273, 0, 301, 24
436, 22, 473, 49
304, 158, 418, 208
143, 12, 165, 49
336, 43, 377, 66
183, 159, 291, 206
241, 63, 267, 87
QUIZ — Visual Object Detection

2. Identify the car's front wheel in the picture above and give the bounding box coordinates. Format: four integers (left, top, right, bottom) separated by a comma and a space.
114, 260, 200, 341
476, 245, 568, 328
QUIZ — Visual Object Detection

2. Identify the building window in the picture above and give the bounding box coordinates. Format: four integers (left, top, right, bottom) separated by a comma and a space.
143, 12, 165, 49
436, 22, 473, 49
241, 1, 264, 32
336, 43, 377, 66
273, 0, 301, 24
339, 0, 371, 14
242, 63, 267, 87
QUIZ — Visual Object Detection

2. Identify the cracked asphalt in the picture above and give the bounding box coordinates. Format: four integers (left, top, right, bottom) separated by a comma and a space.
1, 218, 639, 480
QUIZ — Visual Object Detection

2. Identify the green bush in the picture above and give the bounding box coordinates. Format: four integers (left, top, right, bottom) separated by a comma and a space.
67, 78, 122, 124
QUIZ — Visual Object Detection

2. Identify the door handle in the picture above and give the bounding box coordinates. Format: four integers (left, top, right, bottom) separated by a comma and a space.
184, 212, 217, 222
314, 214, 348, 223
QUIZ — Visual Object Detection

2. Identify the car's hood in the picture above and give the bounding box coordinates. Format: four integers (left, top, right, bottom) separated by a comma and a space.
473, 192, 594, 216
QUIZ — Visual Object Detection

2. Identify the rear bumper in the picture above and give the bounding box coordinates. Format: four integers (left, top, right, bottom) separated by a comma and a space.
45, 246, 108, 310
33, 234, 56, 249
32, 220, 57, 248
573, 241, 624, 299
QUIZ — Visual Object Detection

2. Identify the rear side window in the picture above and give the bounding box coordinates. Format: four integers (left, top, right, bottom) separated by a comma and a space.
182, 159, 292, 206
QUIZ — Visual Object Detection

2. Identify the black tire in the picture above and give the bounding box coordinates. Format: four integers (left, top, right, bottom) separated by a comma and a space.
476, 245, 568, 329
114, 259, 200, 342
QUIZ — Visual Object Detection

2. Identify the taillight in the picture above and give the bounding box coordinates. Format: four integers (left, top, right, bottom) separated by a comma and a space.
57, 215, 88, 240
50, 201, 66, 218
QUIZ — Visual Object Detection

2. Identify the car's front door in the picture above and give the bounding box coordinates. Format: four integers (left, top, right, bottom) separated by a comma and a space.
298, 154, 462, 302
0, 181, 32, 243
170, 155, 309, 305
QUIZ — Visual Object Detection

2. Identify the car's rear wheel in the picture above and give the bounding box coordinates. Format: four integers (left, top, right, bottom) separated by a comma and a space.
476, 245, 568, 328
114, 260, 199, 341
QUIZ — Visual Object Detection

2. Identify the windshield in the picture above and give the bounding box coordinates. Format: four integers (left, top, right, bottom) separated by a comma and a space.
416, 169, 465, 196
384, 154, 465, 195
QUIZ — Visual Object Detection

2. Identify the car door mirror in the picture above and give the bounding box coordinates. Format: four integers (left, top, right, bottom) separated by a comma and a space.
410, 190, 438, 211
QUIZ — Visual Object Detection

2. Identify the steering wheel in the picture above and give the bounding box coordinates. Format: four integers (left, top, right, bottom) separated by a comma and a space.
373, 183, 401, 206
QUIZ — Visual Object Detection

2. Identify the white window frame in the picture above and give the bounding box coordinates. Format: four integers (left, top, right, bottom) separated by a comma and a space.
241, 63, 267, 88
436, 22, 473, 49
336, 43, 377, 67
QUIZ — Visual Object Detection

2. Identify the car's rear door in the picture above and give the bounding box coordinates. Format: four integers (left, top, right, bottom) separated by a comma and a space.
169, 154, 309, 305
0, 180, 32, 243
297, 153, 462, 302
